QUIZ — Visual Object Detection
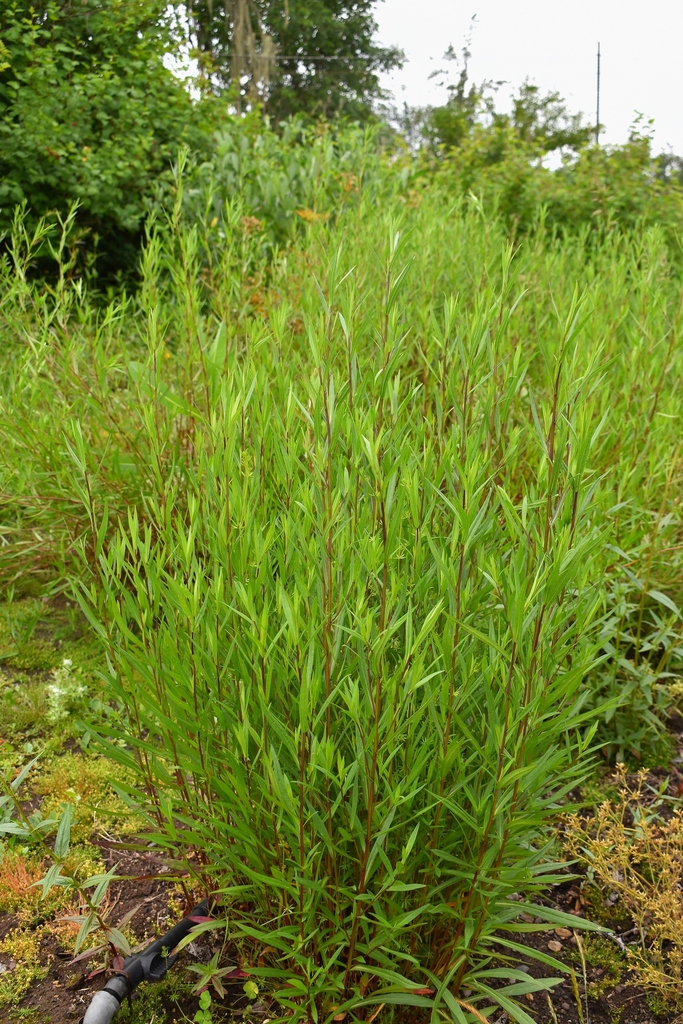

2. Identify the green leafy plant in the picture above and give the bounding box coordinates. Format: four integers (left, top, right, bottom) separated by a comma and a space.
1, 159, 682, 1020
194, 989, 214, 1024
64, 223, 613, 1023
188, 951, 242, 1001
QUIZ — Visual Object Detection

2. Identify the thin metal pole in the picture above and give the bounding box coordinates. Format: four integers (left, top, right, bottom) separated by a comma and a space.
595, 42, 601, 144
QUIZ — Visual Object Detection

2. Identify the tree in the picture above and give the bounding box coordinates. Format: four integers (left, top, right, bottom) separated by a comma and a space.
510, 81, 593, 153
655, 152, 683, 188
426, 43, 488, 151
184, 0, 403, 120
0, 0, 219, 279
419, 48, 591, 158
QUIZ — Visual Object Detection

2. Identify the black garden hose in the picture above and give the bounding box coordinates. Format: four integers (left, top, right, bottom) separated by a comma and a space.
81, 898, 210, 1024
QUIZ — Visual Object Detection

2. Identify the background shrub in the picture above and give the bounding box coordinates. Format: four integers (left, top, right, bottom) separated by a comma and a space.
0, 0, 222, 282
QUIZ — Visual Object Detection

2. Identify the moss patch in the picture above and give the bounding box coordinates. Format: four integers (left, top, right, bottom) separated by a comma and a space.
0, 928, 49, 1008
33, 752, 137, 839
576, 935, 624, 999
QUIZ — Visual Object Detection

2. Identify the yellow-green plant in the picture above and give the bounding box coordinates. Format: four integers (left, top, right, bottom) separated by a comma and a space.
565, 767, 683, 1011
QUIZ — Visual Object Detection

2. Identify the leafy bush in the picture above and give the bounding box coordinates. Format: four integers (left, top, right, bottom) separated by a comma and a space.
181, 117, 400, 251
74, 230, 606, 1024
421, 126, 683, 244
0, 0, 221, 280
404, 54, 683, 244
1, 168, 682, 1017
421, 72, 592, 156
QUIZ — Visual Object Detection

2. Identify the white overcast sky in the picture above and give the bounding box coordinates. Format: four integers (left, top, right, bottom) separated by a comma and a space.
372, 0, 683, 153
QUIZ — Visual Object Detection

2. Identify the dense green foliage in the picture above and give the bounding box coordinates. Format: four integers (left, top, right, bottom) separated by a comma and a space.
185, 118, 397, 251
185, 114, 683, 255
1, 132, 682, 1020
160, 113, 683, 265
422, 129, 683, 241
397, 55, 683, 242
0, 0, 221, 278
